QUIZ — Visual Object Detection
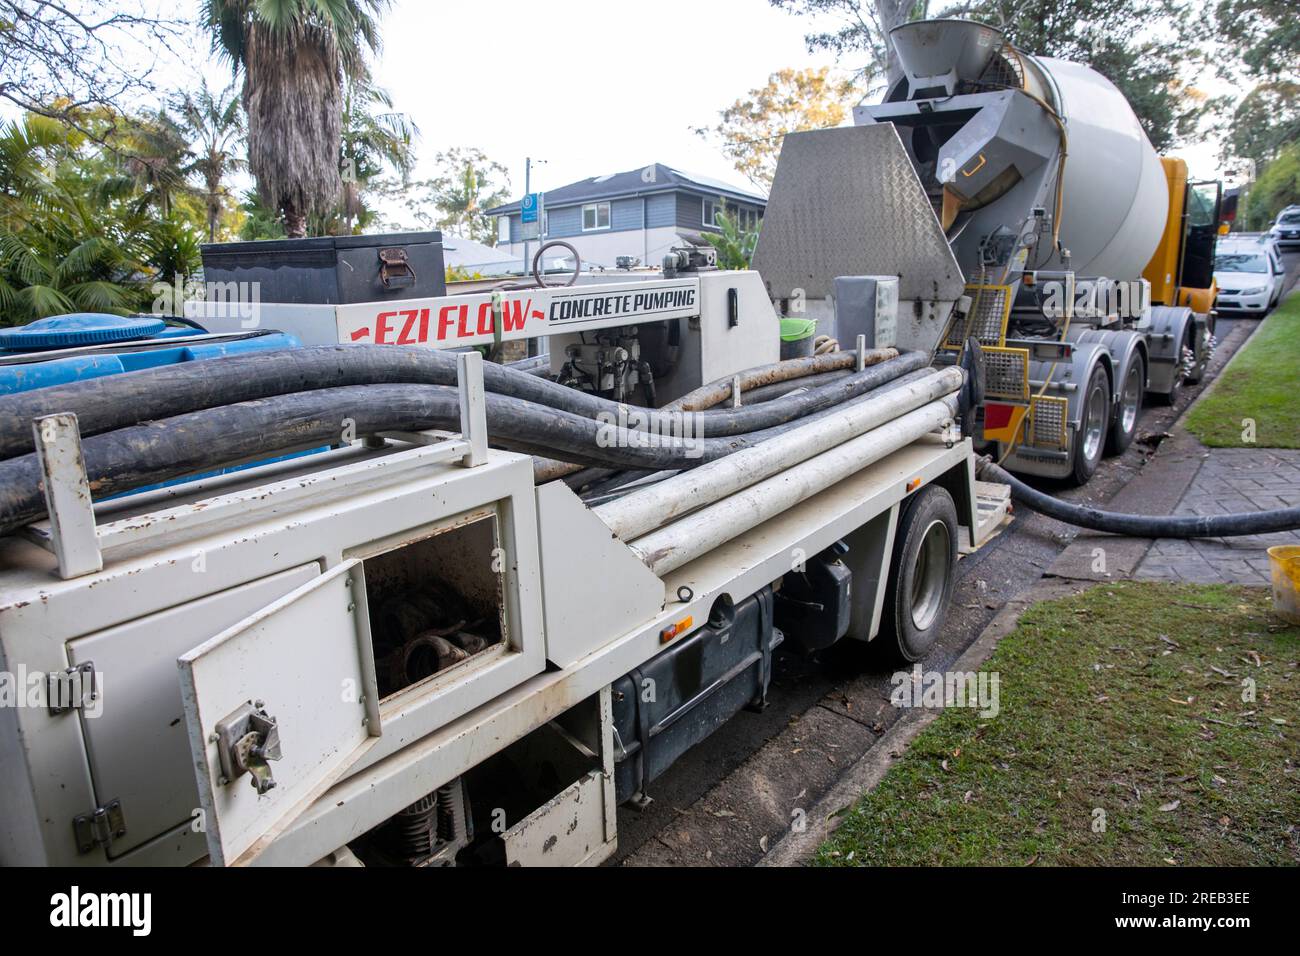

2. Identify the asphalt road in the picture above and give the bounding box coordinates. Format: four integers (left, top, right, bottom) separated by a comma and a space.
612, 248, 1299, 866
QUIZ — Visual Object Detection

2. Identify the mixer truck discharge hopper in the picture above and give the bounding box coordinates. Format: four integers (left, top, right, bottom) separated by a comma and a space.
753, 17, 1220, 485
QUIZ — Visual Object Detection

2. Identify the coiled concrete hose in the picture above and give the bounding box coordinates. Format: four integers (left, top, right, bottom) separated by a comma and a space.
0, 345, 920, 459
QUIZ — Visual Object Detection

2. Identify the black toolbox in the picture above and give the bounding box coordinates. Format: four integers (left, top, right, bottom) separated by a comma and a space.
200, 231, 446, 305
611, 588, 781, 805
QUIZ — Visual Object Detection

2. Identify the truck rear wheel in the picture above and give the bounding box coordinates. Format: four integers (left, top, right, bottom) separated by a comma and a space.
879, 486, 958, 663
1106, 355, 1144, 455
1157, 323, 1196, 405
1070, 364, 1110, 486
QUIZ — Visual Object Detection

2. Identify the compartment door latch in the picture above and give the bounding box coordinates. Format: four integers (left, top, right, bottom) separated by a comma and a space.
215, 700, 282, 796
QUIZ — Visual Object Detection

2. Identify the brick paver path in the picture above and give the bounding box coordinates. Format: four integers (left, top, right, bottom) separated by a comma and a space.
1135, 447, 1300, 585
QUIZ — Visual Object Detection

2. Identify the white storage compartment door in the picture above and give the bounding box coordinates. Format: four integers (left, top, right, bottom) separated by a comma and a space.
68, 563, 321, 860
179, 559, 381, 866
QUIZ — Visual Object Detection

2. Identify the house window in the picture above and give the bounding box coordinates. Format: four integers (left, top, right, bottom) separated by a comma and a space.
497, 216, 510, 244
703, 198, 719, 229
705, 199, 760, 232
582, 202, 610, 231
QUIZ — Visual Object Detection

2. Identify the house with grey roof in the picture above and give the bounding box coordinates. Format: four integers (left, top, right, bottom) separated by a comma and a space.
486, 164, 766, 270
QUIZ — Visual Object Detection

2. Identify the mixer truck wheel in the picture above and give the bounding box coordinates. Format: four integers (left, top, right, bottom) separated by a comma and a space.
1106, 355, 1145, 455
1157, 324, 1197, 405
1070, 365, 1110, 486
1184, 321, 1209, 386
878, 485, 958, 663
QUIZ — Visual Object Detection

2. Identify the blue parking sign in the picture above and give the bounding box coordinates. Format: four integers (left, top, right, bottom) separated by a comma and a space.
521, 193, 540, 224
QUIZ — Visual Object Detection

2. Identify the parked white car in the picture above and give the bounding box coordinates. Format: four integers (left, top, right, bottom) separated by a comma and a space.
1214, 242, 1286, 314
1269, 206, 1300, 250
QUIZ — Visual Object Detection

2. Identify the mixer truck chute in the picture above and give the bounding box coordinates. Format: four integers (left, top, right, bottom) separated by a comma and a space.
752, 17, 1219, 485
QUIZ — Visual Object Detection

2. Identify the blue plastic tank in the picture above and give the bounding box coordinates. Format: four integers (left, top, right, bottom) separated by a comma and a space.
0, 313, 302, 395
0, 313, 319, 496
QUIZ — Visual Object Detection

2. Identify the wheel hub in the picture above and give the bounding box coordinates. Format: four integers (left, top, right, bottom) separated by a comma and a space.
909, 519, 951, 631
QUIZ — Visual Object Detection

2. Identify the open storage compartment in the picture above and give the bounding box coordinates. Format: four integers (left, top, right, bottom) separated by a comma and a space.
354, 508, 509, 703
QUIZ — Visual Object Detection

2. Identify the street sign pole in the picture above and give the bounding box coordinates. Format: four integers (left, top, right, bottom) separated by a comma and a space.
522, 157, 532, 280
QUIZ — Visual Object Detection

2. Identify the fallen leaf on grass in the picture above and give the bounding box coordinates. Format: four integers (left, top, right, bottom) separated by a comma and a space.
1159, 800, 1181, 812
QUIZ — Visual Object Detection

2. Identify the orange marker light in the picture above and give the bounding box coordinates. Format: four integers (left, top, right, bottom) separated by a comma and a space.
660, 615, 693, 644
906, 477, 923, 493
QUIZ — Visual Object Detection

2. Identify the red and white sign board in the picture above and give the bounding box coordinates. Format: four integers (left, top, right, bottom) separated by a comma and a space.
334, 278, 701, 349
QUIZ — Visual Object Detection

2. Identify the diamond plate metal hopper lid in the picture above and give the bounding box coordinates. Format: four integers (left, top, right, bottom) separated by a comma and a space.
751, 124, 965, 307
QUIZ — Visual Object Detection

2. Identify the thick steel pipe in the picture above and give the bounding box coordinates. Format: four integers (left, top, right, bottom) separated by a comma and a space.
627, 396, 959, 576
595, 367, 963, 541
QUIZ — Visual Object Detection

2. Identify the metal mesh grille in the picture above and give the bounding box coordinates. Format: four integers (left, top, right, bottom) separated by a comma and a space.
983, 347, 1030, 400
964, 285, 1011, 347
979, 48, 1025, 90
1030, 396, 1069, 449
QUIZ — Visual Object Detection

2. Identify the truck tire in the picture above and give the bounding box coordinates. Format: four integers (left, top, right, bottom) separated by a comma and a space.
1184, 319, 1209, 385
1106, 354, 1145, 455
878, 485, 958, 663
1070, 364, 1110, 486
1157, 323, 1196, 405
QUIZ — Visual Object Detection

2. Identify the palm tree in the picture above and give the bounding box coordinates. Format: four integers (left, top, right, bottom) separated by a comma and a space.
204, 0, 391, 238
173, 81, 246, 241
0, 169, 151, 322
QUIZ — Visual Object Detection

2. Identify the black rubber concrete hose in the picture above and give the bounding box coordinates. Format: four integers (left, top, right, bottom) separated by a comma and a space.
977, 458, 1300, 538
0, 345, 926, 459
0, 385, 766, 535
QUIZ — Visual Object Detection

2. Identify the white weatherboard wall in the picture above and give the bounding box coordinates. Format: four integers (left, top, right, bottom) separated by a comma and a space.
504, 226, 689, 269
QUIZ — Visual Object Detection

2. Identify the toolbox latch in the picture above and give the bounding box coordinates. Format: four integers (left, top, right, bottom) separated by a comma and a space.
378, 247, 416, 289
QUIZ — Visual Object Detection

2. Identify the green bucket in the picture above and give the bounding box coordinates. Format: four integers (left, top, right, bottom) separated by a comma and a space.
779, 317, 817, 359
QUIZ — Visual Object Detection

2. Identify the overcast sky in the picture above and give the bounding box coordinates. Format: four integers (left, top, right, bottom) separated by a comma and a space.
202, 0, 1230, 203
368, 0, 845, 199
14, 0, 1234, 211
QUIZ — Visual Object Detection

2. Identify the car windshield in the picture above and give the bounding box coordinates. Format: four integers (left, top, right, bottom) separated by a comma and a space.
1215, 252, 1267, 273
1281, 212, 1300, 224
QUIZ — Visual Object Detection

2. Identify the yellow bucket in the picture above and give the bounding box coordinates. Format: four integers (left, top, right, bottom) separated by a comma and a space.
1268, 545, 1300, 625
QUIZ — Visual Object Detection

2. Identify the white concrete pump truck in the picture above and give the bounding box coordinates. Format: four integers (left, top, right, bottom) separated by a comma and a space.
0, 18, 1214, 867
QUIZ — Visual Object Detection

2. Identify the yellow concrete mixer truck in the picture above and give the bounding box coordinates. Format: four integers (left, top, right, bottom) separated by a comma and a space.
753, 17, 1220, 486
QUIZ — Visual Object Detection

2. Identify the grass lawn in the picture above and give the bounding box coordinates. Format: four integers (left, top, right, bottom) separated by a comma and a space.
816, 582, 1299, 866
1186, 293, 1300, 448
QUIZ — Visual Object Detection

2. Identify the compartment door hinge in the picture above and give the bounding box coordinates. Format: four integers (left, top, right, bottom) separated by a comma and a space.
73, 799, 126, 855
47, 661, 96, 715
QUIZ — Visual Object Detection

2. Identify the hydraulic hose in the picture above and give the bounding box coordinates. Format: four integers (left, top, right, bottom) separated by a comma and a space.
977, 458, 1300, 538
0, 345, 923, 459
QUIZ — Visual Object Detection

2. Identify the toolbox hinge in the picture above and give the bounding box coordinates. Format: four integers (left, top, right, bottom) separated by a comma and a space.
73, 798, 126, 855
